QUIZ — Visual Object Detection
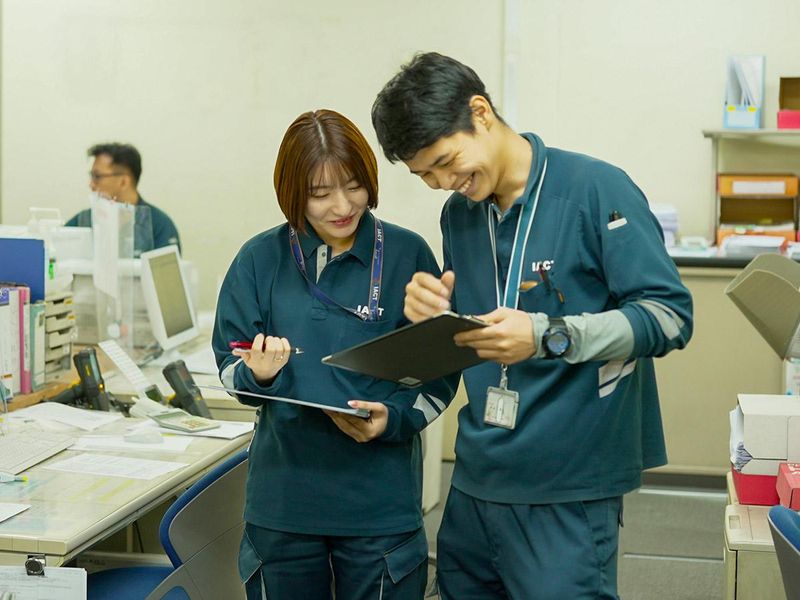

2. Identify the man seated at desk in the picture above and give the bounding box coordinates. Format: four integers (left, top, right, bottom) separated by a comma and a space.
66, 142, 181, 257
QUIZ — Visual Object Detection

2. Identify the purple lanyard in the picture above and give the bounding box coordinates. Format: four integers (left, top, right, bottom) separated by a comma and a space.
288, 216, 384, 321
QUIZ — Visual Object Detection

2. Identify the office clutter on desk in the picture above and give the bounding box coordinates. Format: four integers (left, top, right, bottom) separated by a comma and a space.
724, 55, 765, 129
50, 347, 115, 411
7, 402, 122, 431
100, 339, 214, 418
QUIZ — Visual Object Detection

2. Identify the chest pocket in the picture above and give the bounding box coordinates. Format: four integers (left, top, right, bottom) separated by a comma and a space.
517, 268, 567, 316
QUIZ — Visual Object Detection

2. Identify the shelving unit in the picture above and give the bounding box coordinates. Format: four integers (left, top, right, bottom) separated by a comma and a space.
702, 129, 800, 243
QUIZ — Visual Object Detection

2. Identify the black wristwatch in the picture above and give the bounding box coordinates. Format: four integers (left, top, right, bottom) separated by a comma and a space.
542, 317, 571, 359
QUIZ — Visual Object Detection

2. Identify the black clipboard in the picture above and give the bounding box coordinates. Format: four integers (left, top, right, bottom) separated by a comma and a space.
321, 312, 487, 386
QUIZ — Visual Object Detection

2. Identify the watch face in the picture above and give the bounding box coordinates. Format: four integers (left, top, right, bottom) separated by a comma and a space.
546, 331, 570, 356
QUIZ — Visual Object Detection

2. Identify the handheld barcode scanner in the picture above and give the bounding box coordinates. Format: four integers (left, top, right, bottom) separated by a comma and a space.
162, 360, 212, 418
51, 348, 112, 411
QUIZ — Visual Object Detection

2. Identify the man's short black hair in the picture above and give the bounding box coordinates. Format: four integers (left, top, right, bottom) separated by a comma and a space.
372, 52, 503, 163
88, 143, 142, 184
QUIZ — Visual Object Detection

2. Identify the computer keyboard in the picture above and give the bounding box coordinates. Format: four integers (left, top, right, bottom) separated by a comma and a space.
0, 430, 75, 475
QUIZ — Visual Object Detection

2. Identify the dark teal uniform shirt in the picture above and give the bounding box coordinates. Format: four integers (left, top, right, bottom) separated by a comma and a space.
65, 196, 181, 257
443, 133, 693, 505
213, 211, 457, 536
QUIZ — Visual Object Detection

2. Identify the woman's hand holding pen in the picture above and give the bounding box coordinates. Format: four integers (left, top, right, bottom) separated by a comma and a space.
454, 307, 536, 364
404, 270, 455, 322
232, 333, 292, 384
325, 401, 388, 443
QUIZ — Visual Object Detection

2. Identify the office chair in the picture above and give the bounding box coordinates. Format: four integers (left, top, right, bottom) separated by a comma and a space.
767, 504, 800, 600
87, 449, 249, 600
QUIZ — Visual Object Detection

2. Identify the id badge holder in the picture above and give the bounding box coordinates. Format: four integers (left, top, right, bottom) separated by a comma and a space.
484, 365, 518, 430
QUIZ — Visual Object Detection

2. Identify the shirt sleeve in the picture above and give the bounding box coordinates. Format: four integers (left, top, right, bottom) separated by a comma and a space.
577, 164, 693, 359
379, 237, 459, 443
212, 246, 284, 407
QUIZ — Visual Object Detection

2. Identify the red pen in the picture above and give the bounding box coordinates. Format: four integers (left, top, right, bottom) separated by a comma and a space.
229, 341, 304, 354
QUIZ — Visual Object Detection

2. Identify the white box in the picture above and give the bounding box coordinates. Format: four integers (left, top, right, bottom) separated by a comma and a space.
738, 394, 800, 468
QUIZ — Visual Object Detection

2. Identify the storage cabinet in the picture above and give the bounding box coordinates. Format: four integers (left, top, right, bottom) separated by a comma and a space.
703, 129, 800, 245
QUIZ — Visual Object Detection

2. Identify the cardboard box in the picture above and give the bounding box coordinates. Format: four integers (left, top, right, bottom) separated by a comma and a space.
776, 462, 800, 509
736, 394, 800, 461
778, 77, 800, 129
730, 464, 779, 505
718, 174, 799, 197
725, 255, 800, 359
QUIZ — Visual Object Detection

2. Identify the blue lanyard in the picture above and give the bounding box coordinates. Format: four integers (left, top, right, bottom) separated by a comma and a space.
487, 158, 548, 309
288, 216, 384, 321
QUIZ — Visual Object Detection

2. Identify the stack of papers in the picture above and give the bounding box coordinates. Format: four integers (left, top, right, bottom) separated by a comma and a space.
650, 204, 679, 247
720, 235, 784, 258
726, 55, 764, 110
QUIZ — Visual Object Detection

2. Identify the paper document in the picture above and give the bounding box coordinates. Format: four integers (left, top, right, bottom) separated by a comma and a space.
43, 453, 187, 480
7, 403, 123, 431
726, 55, 764, 108
198, 384, 370, 418
0, 565, 86, 599
183, 345, 218, 375
0, 502, 29, 524
72, 434, 193, 453
99, 339, 151, 393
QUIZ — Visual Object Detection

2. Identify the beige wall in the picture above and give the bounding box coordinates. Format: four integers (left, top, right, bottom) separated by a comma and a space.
513, 0, 800, 240
0, 0, 503, 308
3, 1, 800, 311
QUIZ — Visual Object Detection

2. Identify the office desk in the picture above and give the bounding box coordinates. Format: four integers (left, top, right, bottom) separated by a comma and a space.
0, 418, 251, 567
723, 474, 784, 599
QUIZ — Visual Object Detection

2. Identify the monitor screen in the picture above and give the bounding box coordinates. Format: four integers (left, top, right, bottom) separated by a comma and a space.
140, 245, 198, 351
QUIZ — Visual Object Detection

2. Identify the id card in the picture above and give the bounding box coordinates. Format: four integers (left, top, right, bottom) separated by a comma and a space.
484, 386, 518, 430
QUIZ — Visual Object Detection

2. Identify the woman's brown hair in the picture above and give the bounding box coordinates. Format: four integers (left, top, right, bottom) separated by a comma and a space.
274, 110, 379, 232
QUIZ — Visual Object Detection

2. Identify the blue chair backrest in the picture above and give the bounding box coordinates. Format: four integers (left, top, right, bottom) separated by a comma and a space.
159, 449, 249, 567
769, 505, 800, 550
768, 505, 800, 600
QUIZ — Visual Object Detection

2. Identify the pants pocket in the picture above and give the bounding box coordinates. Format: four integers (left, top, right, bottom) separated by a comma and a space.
383, 527, 428, 585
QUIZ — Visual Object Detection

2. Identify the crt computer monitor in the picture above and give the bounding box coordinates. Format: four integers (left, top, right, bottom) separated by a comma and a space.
139, 245, 198, 352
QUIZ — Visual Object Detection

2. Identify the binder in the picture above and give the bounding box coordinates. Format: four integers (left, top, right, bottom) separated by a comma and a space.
0, 287, 20, 394
17, 286, 31, 394
0, 238, 46, 302
725, 254, 800, 359
29, 301, 46, 391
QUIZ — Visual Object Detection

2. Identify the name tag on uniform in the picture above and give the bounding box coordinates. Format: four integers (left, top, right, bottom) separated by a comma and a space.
484, 386, 518, 430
